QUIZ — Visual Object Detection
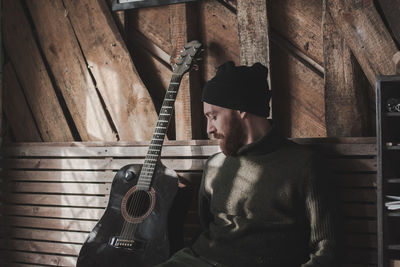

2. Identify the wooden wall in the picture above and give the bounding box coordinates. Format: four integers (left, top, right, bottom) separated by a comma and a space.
2, 0, 400, 143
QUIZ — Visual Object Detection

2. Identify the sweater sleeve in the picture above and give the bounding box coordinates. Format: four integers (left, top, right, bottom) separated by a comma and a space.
198, 161, 213, 230
301, 154, 337, 267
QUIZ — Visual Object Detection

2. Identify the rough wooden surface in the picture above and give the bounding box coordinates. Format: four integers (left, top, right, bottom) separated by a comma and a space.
271, 42, 326, 138
62, 0, 158, 141
129, 5, 172, 57
2, 63, 42, 142
200, 0, 240, 81
377, 0, 400, 45
270, 0, 323, 67
170, 3, 193, 140
236, 0, 270, 67
327, 0, 398, 87
3, 0, 74, 141
393, 51, 400, 74
26, 0, 117, 141
323, 3, 371, 137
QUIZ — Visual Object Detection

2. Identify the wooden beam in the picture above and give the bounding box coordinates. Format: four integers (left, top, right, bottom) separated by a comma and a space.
377, 0, 400, 45
393, 51, 400, 74
3, 0, 74, 141
169, 3, 203, 140
3, 63, 42, 142
26, 0, 117, 141
236, 0, 270, 67
327, 0, 398, 87
323, 2, 371, 137
62, 0, 158, 141
199, 0, 240, 80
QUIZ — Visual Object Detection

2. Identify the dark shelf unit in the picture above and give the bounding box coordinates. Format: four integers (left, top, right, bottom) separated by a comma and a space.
376, 75, 400, 267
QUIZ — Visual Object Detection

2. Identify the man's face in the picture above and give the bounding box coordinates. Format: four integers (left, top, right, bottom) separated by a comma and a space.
203, 102, 245, 156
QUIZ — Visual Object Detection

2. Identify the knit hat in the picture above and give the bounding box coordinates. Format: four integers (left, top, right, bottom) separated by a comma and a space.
202, 61, 271, 117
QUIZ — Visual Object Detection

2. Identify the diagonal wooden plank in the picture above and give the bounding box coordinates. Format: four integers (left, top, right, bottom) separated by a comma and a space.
26, 0, 117, 141
327, 0, 398, 87
62, 0, 158, 141
323, 0, 372, 136
3, 63, 42, 142
2, 0, 74, 141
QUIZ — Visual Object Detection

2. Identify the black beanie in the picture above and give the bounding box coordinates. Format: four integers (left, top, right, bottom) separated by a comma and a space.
202, 61, 271, 117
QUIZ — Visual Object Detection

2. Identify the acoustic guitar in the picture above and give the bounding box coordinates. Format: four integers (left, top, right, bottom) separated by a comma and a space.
77, 40, 203, 267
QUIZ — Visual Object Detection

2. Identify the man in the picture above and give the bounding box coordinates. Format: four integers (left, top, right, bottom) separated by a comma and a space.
157, 61, 336, 266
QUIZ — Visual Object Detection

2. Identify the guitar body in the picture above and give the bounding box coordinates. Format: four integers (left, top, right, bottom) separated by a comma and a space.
77, 162, 178, 267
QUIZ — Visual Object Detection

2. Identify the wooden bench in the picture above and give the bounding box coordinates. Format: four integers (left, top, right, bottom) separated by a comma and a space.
0, 138, 377, 266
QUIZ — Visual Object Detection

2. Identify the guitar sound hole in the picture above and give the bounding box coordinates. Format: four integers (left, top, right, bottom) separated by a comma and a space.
126, 190, 151, 218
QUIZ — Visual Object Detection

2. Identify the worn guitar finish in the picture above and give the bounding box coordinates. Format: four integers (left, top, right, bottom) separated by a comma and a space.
77, 40, 203, 267
77, 163, 178, 267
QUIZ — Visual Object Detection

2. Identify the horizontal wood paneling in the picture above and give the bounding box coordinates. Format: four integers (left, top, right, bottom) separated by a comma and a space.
0, 139, 378, 266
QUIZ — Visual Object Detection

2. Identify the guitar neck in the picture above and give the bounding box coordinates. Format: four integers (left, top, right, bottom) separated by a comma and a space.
136, 74, 183, 190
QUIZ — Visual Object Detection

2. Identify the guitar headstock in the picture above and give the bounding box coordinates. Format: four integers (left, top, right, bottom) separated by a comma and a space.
172, 40, 203, 76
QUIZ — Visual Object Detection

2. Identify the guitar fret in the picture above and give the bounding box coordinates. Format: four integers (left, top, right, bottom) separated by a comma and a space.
159, 113, 170, 116
150, 143, 162, 147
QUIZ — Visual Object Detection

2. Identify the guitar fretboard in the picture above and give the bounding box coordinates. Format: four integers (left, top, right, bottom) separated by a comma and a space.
136, 74, 182, 190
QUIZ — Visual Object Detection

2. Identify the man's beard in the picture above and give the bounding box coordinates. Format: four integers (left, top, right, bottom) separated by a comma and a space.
214, 117, 244, 156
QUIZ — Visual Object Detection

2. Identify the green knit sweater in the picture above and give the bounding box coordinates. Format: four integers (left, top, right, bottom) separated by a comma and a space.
191, 128, 336, 267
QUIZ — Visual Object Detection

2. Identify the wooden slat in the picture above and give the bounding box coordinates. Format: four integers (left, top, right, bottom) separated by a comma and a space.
9, 228, 87, 244
4, 205, 104, 220
3, 63, 42, 142
342, 248, 377, 264
341, 204, 377, 218
4, 194, 108, 208
1, 158, 207, 171
4, 170, 203, 183
343, 219, 377, 234
318, 143, 376, 156
339, 188, 377, 203
0, 251, 76, 267
327, 158, 377, 172
327, 0, 398, 87
4, 171, 114, 182
25, 0, 117, 142
4, 216, 96, 232
9, 182, 109, 195
335, 174, 377, 187
2, 0, 73, 141
62, 0, 158, 141
323, 1, 371, 137
345, 234, 378, 248
0, 239, 81, 256
237, 0, 270, 67
0, 144, 220, 157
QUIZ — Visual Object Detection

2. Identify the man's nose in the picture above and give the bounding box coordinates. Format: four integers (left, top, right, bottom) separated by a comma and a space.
207, 120, 216, 135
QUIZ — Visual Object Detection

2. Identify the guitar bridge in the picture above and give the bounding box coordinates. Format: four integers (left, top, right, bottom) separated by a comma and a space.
108, 236, 146, 250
